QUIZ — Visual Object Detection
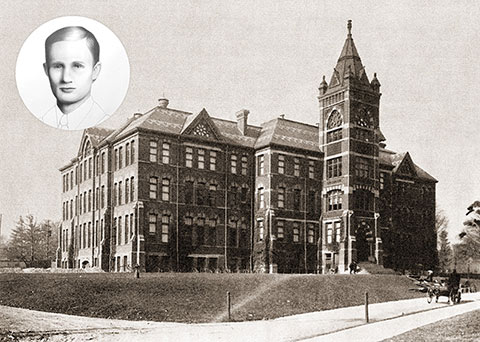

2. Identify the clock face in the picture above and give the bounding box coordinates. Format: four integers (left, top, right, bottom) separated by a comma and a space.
327, 110, 343, 129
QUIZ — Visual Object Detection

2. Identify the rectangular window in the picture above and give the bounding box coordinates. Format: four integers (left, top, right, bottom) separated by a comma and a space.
83, 191, 87, 213
149, 213, 157, 233
130, 177, 135, 201
208, 184, 217, 206
79, 163, 83, 183
125, 179, 129, 203
83, 161, 87, 181
355, 157, 371, 179
277, 220, 284, 239
327, 157, 342, 178
186, 147, 193, 167
162, 142, 170, 164
308, 224, 315, 244
327, 128, 342, 143
125, 143, 130, 166
131, 140, 135, 163
88, 158, 92, 178
118, 182, 122, 205
150, 177, 157, 199
335, 221, 341, 243
259, 187, 265, 209
75, 166, 78, 184
185, 181, 194, 204
241, 156, 248, 175
88, 222, 91, 247
293, 189, 301, 211
258, 220, 264, 241
88, 189, 92, 211
278, 155, 285, 174
240, 187, 248, 203
258, 155, 264, 175
161, 215, 169, 243
230, 154, 237, 174
327, 190, 342, 211
101, 152, 106, 174
198, 149, 205, 169
294, 158, 300, 177
118, 147, 123, 169
114, 183, 118, 206
149, 140, 157, 162
95, 155, 99, 176
130, 214, 134, 238
115, 149, 119, 171
278, 187, 285, 208
209, 151, 216, 171
308, 190, 316, 214
70, 171, 74, 188
293, 223, 300, 242
117, 216, 122, 244
308, 160, 315, 179
162, 178, 170, 201
196, 182, 206, 206
326, 223, 333, 244
101, 185, 105, 208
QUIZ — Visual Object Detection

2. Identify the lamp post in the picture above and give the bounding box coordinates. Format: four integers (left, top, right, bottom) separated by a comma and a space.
374, 213, 380, 264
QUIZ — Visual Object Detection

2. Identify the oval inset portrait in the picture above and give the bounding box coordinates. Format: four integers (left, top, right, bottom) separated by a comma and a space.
16, 16, 130, 130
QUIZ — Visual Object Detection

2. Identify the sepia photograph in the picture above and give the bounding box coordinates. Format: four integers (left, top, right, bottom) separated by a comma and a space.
0, 1, 479, 341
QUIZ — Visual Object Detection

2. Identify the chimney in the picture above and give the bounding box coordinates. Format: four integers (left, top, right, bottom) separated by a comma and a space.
235, 109, 250, 135
279, 114, 285, 119
158, 98, 169, 108
133, 112, 143, 119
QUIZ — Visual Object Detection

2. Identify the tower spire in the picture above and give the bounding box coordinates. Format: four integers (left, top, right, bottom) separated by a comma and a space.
347, 19, 352, 38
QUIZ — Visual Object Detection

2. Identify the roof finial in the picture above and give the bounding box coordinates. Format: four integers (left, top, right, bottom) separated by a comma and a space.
347, 20, 352, 37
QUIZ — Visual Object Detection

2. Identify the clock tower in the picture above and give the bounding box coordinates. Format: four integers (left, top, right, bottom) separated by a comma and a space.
318, 20, 383, 273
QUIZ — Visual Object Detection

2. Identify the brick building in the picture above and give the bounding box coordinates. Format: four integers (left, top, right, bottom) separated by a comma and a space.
57, 21, 437, 273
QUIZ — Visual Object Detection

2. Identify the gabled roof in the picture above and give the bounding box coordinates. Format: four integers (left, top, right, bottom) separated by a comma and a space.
84, 127, 115, 147
379, 149, 437, 182
181, 108, 224, 141
255, 117, 320, 153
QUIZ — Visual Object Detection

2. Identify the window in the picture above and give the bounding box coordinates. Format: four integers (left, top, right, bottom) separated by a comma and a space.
259, 187, 265, 209
327, 190, 342, 211
101, 186, 105, 208
162, 142, 170, 164
198, 149, 205, 169
207, 218, 217, 246
293, 223, 300, 242
148, 141, 157, 162
75, 166, 78, 184
327, 129, 342, 143
293, 189, 301, 211
195, 216, 205, 246
308, 160, 315, 179
130, 177, 135, 201
88, 158, 92, 178
196, 181, 206, 205
258, 220, 264, 241
229, 218, 238, 247
380, 172, 386, 190
208, 184, 217, 206
326, 223, 333, 244
88, 222, 91, 247
355, 190, 373, 211
308, 224, 315, 244
277, 220, 284, 239
101, 152, 106, 174
258, 155, 264, 175
131, 140, 135, 163
186, 147, 193, 167
355, 157, 372, 179
294, 158, 300, 177
335, 221, 341, 243
118, 181, 122, 205
185, 180, 194, 204
115, 149, 119, 170
278, 155, 285, 174
149, 213, 157, 233
162, 178, 170, 201
278, 187, 285, 208
327, 157, 342, 178
83, 191, 87, 213
118, 147, 123, 169
88, 189, 92, 211
210, 151, 216, 171
125, 179, 129, 203
241, 187, 248, 203
126, 143, 130, 166
149, 177, 158, 199
70, 171, 74, 188
161, 215, 169, 243
130, 214, 134, 238
114, 183, 118, 206
237, 155, 247, 175
184, 216, 193, 226
230, 154, 237, 174
70, 200, 73, 218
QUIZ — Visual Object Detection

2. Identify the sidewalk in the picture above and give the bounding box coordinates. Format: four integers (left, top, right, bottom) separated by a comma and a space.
1, 292, 479, 341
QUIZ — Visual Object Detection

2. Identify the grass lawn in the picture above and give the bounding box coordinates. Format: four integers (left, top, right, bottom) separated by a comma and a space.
383, 309, 480, 342
0, 273, 425, 323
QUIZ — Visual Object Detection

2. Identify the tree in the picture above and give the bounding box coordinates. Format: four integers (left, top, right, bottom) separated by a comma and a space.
436, 210, 452, 272
5, 215, 59, 268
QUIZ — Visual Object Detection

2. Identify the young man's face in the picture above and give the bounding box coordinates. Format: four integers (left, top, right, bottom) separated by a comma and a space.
44, 39, 100, 108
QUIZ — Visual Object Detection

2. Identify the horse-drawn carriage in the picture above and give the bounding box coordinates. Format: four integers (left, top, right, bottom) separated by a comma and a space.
425, 281, 461, 304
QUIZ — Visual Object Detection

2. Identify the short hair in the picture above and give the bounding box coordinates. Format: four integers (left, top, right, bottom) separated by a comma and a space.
45, 26, 100, 64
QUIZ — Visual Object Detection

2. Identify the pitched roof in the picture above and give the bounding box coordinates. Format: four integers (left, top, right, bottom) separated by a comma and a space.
84, 127, 115, 147
379, 149, 437, 182
255, 117, 320, 153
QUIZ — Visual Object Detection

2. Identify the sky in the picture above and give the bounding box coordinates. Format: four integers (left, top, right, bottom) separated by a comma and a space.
0, 1, 479, 243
